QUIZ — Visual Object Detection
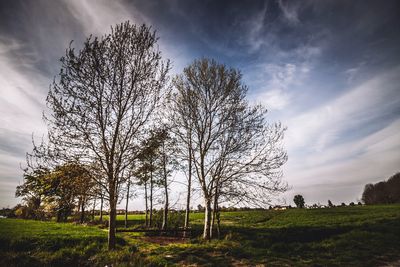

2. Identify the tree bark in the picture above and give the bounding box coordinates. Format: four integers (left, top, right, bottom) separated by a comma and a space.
216, 210, 221, 239
56, 209, 62, 223
92, 196, 96, 221
203, 198, 212, 240
99, 193, 103, 223
162, 190, 168, 230
108, 188, 117, 250
80, 196, 85, 224
210, 203, 216, 238
144, 178, 149, 228
125, 178, 130, 228
184, 136, 192, 237
149, 160, 153, 227
210, 184, 219, 239
162, 142, 168, 230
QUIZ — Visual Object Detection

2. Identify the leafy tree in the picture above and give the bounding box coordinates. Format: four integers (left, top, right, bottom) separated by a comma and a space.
16, 168, 49, 220
17, 163, 93, 222
135, 129, 165, 227
48, 163, 93, 222
328, 200, 334, 208
362, 172, 400, 204
386, 172, 400, 203
293, 194, 305, 208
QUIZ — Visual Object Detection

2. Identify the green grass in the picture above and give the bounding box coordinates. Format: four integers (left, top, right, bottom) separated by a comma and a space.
129, 205, 399, 266
1, 204, 399, 266
0, 219, 144, 266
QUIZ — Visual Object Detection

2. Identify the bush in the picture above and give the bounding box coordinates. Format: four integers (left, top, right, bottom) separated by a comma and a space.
151, 210, 185, 229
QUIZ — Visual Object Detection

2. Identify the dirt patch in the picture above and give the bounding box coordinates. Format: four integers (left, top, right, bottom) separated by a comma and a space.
141, 236, 189, 245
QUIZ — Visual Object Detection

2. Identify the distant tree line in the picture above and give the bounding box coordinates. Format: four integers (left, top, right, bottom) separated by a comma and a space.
362, 172, 400, 205
292, 195, 363, 209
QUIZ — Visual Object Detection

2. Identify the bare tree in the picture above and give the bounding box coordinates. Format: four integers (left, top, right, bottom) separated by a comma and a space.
124, 174, 131, 228
45, 21, 170, 249
135, 162, 150, 227
171, 59, 287, 239
184, 129, 193, 235
136, 130, 163, 227
167, 87, 195, 236
157, 127, 178, 231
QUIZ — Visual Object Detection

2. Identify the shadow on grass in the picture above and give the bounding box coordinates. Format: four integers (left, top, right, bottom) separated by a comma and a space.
115, 218, 146, 228
159, 217, 400, 267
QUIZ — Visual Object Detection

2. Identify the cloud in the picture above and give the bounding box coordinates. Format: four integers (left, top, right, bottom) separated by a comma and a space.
0, 37, 49, 207
258, 89, 291, 111
284, 120, 400, 204
63, 0, 148, 36
285, 65, 400, 151
282, 66, 400, 204
244, 4, 268, 52
247, 62, 312, 111
0, 0, 399, 209
0, 39, 47, 135
278, 0, 301, 25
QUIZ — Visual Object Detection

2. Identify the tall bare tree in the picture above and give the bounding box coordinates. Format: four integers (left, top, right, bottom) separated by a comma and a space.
156, 127, 178, 231
171, 59, 287, 239
136, 130, 163, 227
45, 21, 169, 249
124, 174, 131, 228
184, 129, 193, 235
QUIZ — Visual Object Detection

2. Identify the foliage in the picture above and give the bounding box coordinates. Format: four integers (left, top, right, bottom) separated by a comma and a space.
293, 194, 305, 208
362, 172, 400, 204
16, 163, 94, 222
151, 210, 185, 230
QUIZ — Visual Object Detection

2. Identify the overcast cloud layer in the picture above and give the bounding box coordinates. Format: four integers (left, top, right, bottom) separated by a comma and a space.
0, 0, 399, 209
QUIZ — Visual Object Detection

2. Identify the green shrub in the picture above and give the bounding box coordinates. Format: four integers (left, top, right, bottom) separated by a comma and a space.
151, 210, 185, 229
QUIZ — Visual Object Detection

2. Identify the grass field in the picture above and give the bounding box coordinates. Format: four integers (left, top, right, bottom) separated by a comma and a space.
1, 204, 399, 266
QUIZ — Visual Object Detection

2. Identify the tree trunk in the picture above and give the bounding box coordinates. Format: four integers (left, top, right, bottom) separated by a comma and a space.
203, 198, 212, 239
162, 181, 168, 230
56, 209, 62, 223
210, 203, 216, 238
125, 178, 130, 228
144, 178, 148, 228
210, 184, 219, 239
162, 144, 168, 231
184, 138, 192, 237
92, 197, 96, 221
149, 161, 153, 227
216, 210, 221, 239
99, 193, 103, 223
80, 196, 85, 224
108, 189, 117, 250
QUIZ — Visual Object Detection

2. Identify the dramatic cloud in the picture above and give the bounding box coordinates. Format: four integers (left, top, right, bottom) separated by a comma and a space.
0, 0, 399, 208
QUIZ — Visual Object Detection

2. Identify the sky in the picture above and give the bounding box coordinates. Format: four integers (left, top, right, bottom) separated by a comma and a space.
0, 0, 399, 209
